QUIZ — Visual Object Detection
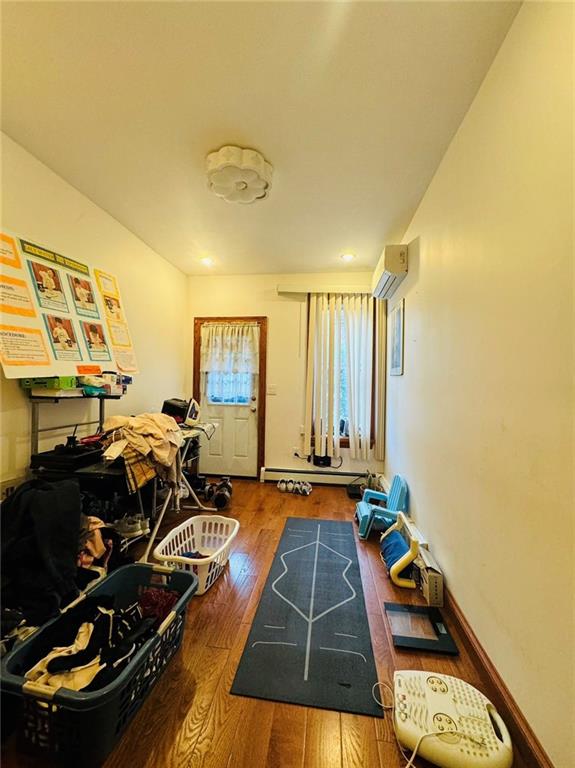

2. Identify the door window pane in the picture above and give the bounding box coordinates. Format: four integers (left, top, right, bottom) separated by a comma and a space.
207, 371, 252, 404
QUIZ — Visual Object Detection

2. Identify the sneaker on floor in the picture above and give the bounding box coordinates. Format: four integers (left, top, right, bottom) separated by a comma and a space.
277, 479, 287, 492
285, 479, 295, 494
113, 516, 141, 538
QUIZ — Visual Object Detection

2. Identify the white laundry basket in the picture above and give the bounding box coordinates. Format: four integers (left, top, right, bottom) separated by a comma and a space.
153, 515, 240, 595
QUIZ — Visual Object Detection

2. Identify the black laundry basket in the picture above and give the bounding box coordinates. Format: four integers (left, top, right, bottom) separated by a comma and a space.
1, 563, 197, 766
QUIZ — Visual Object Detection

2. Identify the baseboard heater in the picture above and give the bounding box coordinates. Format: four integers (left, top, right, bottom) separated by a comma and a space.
260, 467, 362, 486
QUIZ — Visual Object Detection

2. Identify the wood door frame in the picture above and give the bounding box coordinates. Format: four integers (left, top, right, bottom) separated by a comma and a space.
193, 316, 268, 477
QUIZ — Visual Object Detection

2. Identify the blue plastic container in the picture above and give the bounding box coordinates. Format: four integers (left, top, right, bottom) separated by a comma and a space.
1, 563, 198, 766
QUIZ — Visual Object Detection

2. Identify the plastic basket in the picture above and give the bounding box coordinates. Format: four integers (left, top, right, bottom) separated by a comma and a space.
1, 563, 197, 767
153, 514, 240, 595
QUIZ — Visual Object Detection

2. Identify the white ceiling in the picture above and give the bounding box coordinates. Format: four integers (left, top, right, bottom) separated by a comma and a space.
1, 1, 519, 275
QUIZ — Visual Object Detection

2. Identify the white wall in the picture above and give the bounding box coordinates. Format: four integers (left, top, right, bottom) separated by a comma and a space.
188, 273, 384, 475
385, 5, 573, 765
0, 133, 188, 482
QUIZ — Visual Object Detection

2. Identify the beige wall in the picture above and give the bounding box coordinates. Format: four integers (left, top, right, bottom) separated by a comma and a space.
385, 5, 573, 765
0, 133, 188, 482
188, 273, 384, 475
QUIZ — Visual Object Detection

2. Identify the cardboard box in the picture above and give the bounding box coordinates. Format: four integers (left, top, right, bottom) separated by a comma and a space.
414, 548, 444, 607
20, 376, 77, 390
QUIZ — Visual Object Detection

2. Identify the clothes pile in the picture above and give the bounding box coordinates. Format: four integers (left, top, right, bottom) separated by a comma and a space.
24, 587, 178, 693
102, 413, 184, 493
1, 480, 131, 656
1, 479, 82, 627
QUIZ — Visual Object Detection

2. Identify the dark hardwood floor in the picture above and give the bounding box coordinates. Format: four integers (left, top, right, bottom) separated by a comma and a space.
2, 480, 529, 768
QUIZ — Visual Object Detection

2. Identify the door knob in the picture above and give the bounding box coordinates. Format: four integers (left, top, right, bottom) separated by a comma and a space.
250, 406, 257, 412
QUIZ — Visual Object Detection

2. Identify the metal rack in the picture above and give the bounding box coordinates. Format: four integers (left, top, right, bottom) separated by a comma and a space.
29, 394, 122, 455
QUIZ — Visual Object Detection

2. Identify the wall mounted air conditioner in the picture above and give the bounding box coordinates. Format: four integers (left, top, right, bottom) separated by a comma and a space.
372, 244, 408, 299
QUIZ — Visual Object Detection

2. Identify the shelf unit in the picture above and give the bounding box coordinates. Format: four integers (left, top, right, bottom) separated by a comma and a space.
29, 394, 122, 455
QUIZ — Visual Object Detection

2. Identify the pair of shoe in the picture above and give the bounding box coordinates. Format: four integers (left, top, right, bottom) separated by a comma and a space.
277, 479, 313, 496
113, 515, 150, 538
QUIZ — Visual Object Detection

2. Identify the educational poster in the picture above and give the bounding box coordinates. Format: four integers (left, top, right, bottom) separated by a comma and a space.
0, 232, 134, 378
0, 274, 36, 317
43, 314, 82, 361
103, 294, 124, 322
80, 320, 112, 362
0, 234, 21, 268
94, 268, 139, 373
67, 274, 99, 318
0, 324, 50, 367
27, 259, 69, 313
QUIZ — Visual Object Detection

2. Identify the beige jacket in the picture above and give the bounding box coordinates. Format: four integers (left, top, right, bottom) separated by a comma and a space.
103, 413, 184, 467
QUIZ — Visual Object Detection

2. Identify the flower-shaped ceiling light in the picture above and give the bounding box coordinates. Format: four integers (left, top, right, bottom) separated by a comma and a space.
206, 145, 273, 204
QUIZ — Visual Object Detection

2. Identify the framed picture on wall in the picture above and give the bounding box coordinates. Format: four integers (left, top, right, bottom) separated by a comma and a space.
390, 298, 404, 376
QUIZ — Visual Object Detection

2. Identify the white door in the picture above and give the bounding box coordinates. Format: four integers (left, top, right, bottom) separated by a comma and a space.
198, 324, 260, 477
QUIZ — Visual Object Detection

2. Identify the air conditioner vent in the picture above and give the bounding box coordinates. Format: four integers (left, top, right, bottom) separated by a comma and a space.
372, 245, 408, 300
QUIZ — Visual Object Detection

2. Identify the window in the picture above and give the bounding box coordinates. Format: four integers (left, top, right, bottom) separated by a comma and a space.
338, 316, 350, 437
206, 371, 252, 405
303, 293, 374, 461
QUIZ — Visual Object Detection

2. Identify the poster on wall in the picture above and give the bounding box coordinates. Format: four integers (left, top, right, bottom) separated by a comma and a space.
43, 314, 83, 361
0, 324, 50, 367
0, 273, 36, 318
0, 234, 21, 269
27, 260, 69, 313
67, 274, 99, 318
79, 320, 112, 362
94, 268, 139, 373
0, 232, 135, 379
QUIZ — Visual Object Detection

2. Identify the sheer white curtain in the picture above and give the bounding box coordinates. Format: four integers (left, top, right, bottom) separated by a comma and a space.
200, 322, 259, 403
304, 294, 342, 458
343, 294, 374, 460
374, 300, 386, 461
303, 293, 374, 461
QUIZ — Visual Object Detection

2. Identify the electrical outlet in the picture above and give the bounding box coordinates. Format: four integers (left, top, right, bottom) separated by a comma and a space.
292, 446, 301, 456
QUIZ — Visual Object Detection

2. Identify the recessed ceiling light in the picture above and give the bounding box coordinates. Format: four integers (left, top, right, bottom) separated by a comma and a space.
341, 253, 356, 262
201, 256, 214, 267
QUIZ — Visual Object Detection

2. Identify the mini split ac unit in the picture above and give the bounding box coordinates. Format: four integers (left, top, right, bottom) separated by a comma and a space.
372, 244, 408, 299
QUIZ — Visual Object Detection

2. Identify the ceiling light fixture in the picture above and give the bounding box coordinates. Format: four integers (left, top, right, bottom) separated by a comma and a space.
341, 253, 356, 262
200, 256, 214, 267
206, 145, 273, 204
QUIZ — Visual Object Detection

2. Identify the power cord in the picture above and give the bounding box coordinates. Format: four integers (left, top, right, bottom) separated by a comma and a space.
371, 681, 488, 768
293, 452, 344, 469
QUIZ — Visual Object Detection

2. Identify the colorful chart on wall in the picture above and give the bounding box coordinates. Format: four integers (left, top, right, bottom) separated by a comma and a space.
94, 269, 138, 372
0, 232, 139, 378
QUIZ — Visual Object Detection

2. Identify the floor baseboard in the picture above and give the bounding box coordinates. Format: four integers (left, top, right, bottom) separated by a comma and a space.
445, 588, 555, 768
260, 467, 364, 486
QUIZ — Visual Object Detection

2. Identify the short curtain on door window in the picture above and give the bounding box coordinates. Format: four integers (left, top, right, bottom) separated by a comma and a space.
200, 322, 260, 404
304, 293, 374, 461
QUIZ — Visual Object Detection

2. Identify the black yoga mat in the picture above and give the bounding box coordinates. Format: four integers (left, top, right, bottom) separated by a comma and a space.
231, 517, 383, 717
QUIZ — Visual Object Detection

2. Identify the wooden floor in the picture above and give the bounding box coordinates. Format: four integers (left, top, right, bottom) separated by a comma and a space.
3, 480, 530, 768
